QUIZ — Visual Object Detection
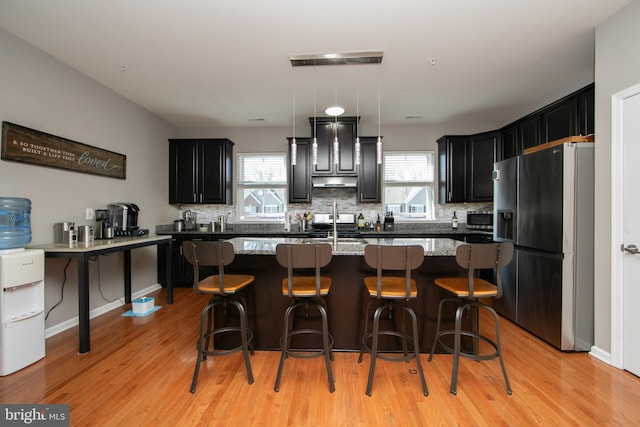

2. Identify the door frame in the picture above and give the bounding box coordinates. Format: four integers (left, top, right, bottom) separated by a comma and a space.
610, 82, 640, 369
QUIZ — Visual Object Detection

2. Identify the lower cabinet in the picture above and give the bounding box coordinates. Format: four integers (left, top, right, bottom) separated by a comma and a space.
158, 234, 223, 287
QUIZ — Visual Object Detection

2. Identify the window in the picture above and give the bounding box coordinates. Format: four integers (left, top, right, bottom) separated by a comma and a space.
237, 153, 287, 221
383, 151, 435, 220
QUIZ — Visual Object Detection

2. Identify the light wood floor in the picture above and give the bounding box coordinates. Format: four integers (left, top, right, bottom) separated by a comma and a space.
2, 287, 639, 426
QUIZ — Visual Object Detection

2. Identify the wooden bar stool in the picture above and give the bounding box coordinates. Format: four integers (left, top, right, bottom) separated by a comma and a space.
358, 244, 428, 397
182, 240, 255, 393
428, 242, 514, 395
274, 243, 335, 393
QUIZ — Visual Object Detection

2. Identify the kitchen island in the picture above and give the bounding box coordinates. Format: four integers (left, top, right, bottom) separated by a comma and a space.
209, 236, 468, 352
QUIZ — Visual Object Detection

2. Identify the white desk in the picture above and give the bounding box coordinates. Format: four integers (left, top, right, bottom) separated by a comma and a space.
30, 235, 172, 353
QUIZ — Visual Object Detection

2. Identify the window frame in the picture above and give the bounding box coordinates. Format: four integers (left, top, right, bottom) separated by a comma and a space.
383, 151, 436, 221
236, 152, 287, 222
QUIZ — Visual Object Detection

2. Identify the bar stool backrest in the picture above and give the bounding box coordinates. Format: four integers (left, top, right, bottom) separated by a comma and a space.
454, 242, 514, 298
364, 245, 424, 299
182, 240, 236, 294
275, 243, 332, 297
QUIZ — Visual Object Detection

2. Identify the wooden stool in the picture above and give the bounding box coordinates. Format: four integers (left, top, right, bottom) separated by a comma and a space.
428, 242, 514, 395
358, 244, 428, 397
182, 240, 255, 393
274, 243, 335, 393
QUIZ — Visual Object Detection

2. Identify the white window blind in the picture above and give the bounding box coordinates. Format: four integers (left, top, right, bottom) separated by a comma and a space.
384, 152, 434, 183
237, 153, 286, 185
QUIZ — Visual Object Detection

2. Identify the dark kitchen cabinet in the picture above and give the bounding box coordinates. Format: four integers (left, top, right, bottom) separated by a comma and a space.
310, 117, 357, 176
577, 85, 594, 136
519, 114, 542, 152
498, 83, 594, 159
288, 137, 311, 203
543, 97, 577, 143
169, 138, 234, 204
499, 125, 519, 161
357, 137, 381, 203
468, 131, 498, 202
438, 135, 468, 203
438, 133, 495, 203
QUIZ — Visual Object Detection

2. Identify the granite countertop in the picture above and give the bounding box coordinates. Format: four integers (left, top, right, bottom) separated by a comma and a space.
156, 222, 490, 239
226, 236, 462, 256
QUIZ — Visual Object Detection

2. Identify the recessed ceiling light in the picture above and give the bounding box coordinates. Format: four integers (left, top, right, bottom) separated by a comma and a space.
325, 106, 345, 116
429, 58, 437, 65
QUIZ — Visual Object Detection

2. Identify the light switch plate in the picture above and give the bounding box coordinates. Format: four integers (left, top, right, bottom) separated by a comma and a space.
86, 208, 94, 220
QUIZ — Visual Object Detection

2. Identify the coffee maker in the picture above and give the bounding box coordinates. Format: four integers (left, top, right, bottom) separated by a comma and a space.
94, 209, 113, 239
107, 203, 139, 236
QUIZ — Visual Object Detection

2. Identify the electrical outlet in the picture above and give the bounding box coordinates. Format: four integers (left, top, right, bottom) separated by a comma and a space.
86, 208, 94, 220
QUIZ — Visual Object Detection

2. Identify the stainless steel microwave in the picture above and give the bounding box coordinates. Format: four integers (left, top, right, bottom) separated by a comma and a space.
466, 211, 493, 230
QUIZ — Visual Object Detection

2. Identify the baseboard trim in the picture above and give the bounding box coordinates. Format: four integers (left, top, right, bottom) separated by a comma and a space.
44, 284, 163, 338
589, 345, 613, 366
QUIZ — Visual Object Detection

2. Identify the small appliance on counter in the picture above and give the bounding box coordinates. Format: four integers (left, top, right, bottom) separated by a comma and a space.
94, 209, 114, 239
77, 225, 94, 243
183, 210, 197, 230
383, 212, 394, 231
108, 203, 142, 237
53, 222, 77, 244
466, 210, 493, 230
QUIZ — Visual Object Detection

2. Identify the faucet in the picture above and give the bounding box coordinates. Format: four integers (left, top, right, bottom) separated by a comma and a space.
332, 200, 338, 246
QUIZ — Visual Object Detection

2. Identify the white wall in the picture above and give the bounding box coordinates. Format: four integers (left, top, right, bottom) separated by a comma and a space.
593, 0, 640, 354
0, 29, 178, 329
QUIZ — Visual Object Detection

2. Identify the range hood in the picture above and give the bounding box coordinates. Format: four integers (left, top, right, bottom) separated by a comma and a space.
312, 176, 358, 188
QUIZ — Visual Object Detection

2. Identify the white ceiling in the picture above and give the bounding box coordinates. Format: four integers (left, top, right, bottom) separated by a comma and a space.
0, 0, 630, 130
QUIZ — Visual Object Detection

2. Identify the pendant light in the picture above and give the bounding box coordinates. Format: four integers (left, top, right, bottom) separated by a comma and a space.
332, 86, 339, 165
291, 69, 297, 166
312, 65, 318, 165
354, 64, 361, 166
376, 64, 383, 165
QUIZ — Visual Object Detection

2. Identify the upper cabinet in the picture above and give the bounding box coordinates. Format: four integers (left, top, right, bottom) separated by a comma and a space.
468, 131, 498, 202
498, 83, 594, 159
438, 135, 468, 203
310, 117, 358, 176
438, 132, 496, 204
577, 85, 595, 137
169, 138, 234, 204
288, 138, 312, 203
357, 137, 382, 203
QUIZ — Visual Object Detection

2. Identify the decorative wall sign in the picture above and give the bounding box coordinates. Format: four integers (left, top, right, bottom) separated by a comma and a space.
1, 121, 126, 179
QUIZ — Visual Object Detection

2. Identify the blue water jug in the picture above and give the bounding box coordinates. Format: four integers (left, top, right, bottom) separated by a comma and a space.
0, 197, 32, 249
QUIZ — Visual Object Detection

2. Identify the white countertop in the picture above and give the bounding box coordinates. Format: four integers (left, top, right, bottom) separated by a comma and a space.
226, 236, 462, 256
28, 235, 171, 253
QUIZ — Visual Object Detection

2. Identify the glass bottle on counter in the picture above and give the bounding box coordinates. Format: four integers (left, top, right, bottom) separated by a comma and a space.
375, 215, 381, 232
358, 213, 365, 230
452, 211, 458, 229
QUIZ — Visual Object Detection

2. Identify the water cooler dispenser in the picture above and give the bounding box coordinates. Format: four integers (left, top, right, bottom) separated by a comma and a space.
0, 249, 45, 375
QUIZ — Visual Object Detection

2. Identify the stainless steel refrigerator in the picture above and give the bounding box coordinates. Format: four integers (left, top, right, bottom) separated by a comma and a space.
492, 142, 594, 351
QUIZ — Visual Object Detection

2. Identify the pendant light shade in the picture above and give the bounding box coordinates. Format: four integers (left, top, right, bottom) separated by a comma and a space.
291, 138, 297, 166
291, 69, 297, 166
333, 116, 339, 165
312, 66, 318, 165
332, 86, 339, 164
354, 64, 361, 166
376, 64, 382, 165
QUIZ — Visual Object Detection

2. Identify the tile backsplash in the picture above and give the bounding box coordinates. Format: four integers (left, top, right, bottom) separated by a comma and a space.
177, 187, 492, 226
